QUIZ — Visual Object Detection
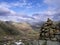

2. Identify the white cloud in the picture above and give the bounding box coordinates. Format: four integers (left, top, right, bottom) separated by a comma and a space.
0, 2, 11, 8
0, 15, 34, 22
0, 0, 33, 9
44, 0, 60, 9
0, 6, 16, 16
32, 9, 57, 21
0, 1, 34, 22
0, 0, 60, 22
44, 0, 60, 5
44, 0, 60, 12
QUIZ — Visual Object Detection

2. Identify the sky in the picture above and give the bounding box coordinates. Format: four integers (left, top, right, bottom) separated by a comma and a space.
0, 0, 60, 22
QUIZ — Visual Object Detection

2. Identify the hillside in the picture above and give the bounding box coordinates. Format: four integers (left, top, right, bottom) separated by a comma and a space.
11, 22, 39, 39
0, 21, 39, 40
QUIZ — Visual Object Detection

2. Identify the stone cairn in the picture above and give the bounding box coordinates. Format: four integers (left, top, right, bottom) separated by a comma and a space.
39, 18, 60, 41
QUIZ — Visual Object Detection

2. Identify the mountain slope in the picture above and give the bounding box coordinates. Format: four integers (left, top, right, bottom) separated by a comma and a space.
0, 21, 39, 40
11, 22, 39, 39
